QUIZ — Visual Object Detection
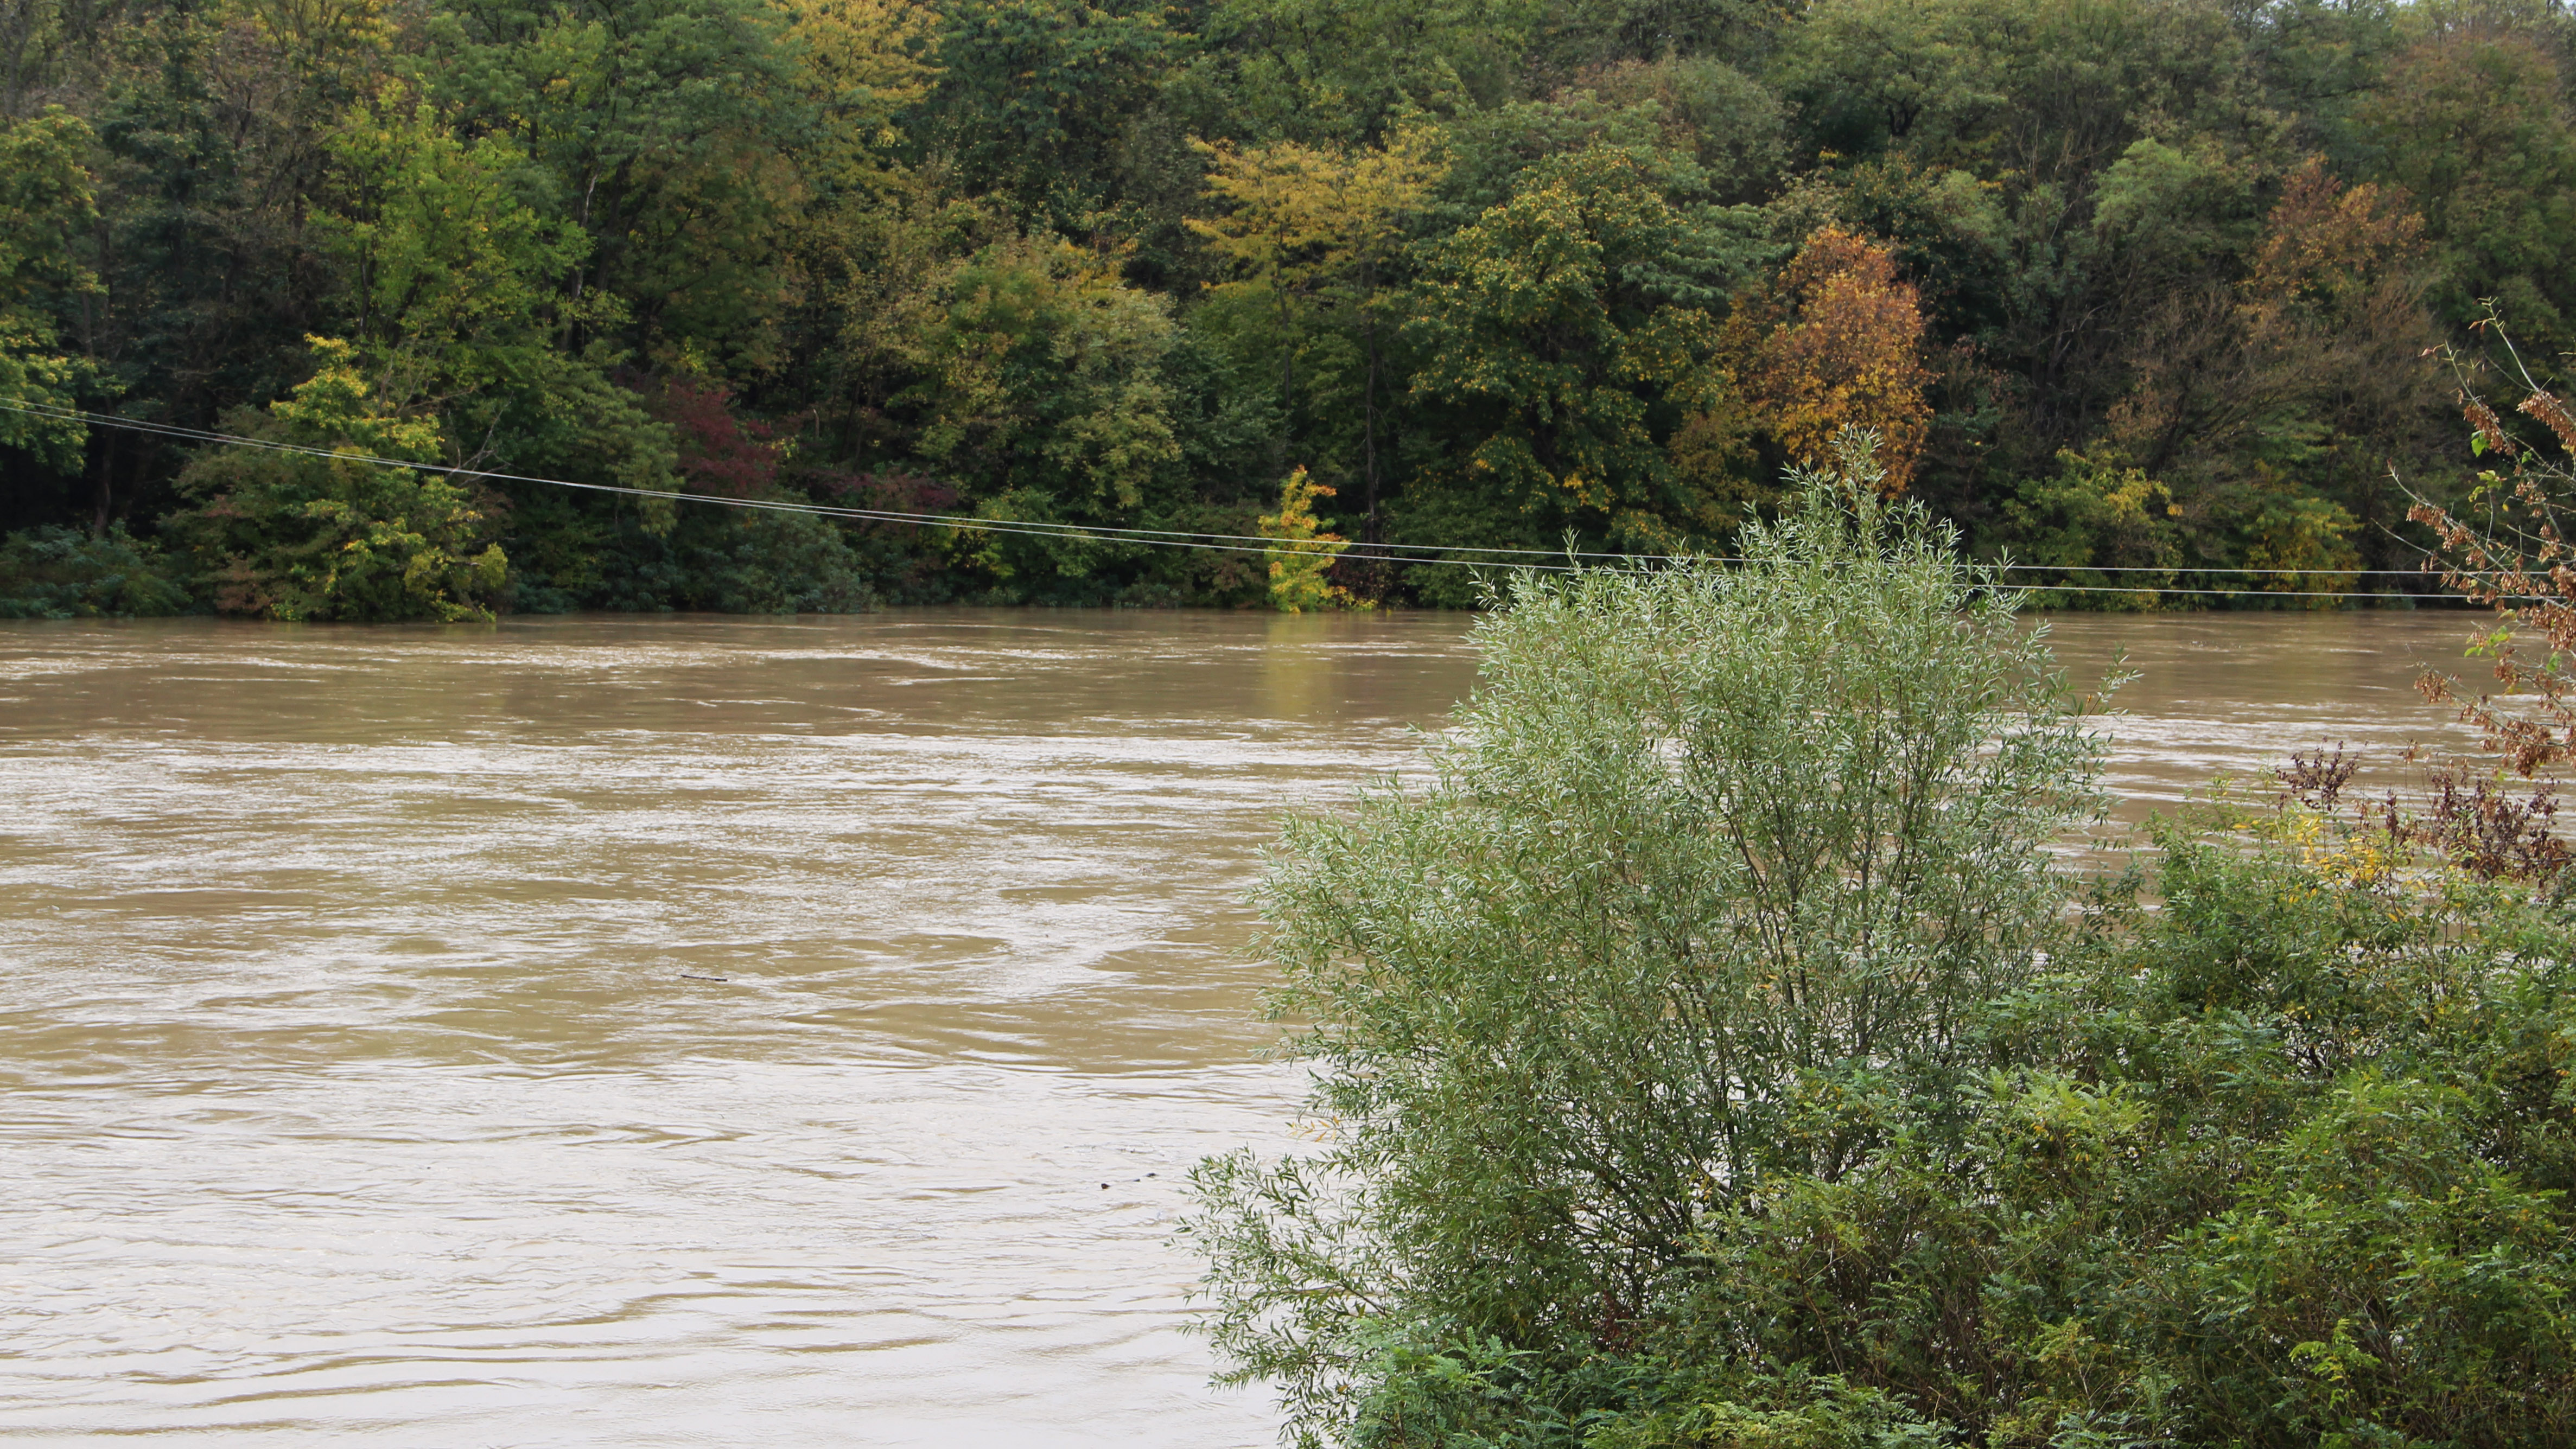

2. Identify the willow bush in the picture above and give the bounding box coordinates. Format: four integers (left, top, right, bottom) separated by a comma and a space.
1186, 437, 2111, 1443
1190, 436, 2576, 1447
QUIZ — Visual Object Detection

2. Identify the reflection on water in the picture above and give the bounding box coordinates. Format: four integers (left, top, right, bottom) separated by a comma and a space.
0, 607, 2495, 1445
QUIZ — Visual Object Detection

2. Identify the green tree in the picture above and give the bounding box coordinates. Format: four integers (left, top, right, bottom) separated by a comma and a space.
892, 234, 1181, 597
2361, 21, 2576, 359
1189, 123, 1443, 526
314, 76, 689, 584
921, 0, 1174, 225
906, 235, 1179, 508
1571, 53, 1788, 205
320, 84, 593, 405
164, 338, 507, 621
430, 0, 806, 373
0, 107, 99, 473
1992, 446, 2181, 608
1400, 142, 1760, 587
1178, 0, 1535, 148
27, 2, 373, 535
1776, 0, 2255, 189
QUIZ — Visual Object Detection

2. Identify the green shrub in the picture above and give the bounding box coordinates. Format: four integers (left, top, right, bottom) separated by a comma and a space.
1187, 436, 2109, 1445
162, 342, 507, 623
0, 524, 191, 618
567, 500, 880, 614
1612, 827, 2576, 1448
1191, 436, 2576, 1447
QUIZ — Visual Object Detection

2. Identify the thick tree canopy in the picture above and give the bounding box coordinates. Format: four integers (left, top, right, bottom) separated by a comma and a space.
0, 0, 2556, 614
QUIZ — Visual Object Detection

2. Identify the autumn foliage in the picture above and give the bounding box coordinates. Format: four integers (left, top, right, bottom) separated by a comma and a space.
4, 0, 2562, 612
640, 376, 784, 497
1720, 227, 1931, 491
2107, 158, 2438, 493
2409, 324, 2576, 776
1256, 467, 1358, 612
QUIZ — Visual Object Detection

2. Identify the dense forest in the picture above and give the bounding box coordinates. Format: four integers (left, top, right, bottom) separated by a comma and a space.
0, 0, 2566, 617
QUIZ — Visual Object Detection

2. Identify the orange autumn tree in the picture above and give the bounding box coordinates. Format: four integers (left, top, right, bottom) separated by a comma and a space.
1719, 227, 1931, 490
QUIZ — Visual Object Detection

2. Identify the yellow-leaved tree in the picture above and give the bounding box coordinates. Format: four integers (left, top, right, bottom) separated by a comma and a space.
1258, 467, 1358, 613
1189, 126, 1445, 529
1719, 227, 1931, 490
786, 0, 938, 189
1188, 126, 1443, 294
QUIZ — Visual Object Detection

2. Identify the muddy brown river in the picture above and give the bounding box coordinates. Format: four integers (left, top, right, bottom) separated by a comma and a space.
0, 608, 2491, 1445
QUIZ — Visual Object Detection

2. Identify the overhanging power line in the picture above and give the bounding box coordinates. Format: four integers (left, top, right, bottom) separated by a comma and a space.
0, 398, 2472, 601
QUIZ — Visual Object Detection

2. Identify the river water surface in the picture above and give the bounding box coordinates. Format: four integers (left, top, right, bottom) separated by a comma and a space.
0, 609, 2490, 1445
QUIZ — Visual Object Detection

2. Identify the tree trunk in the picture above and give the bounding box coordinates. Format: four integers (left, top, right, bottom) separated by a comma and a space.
91, 429, 114, 536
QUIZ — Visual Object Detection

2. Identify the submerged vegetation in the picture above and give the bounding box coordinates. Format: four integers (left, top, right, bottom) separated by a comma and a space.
1, 0, 2568, 616
1190, 443, 2576, 1447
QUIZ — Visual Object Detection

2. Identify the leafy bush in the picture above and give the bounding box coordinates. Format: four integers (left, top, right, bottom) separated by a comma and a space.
1193, 438, 2576, 1447
1598, 817, 2576, 1448
577, 500, 880, 614
163, 342, 506, 623
0, 524, 190, 618
1188, 436, 2108, 1444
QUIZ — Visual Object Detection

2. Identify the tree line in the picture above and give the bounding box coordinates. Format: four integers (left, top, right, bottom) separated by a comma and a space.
1, 0, 2568, 618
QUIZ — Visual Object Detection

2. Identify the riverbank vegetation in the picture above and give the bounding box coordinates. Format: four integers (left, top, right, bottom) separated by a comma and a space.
1, 0, 2567, 617
1188, 446, 2576, 1447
